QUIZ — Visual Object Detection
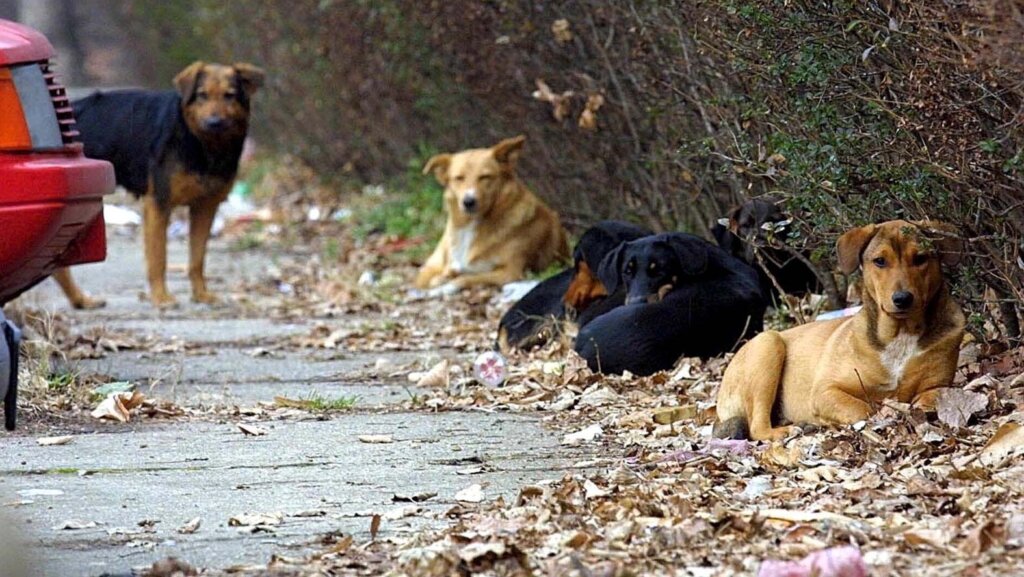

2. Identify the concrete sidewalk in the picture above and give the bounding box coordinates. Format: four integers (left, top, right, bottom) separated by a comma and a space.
4, 232, 595, 576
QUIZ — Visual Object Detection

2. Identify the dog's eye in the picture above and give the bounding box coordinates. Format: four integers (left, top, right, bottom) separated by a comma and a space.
872, 257, 887, 268
452, 175, 465, 183
478, 174, 493, 181
624, 260, 636, 276
648, 262, 659, 274
911, 253, 929, 266
225, 91, 237, 99
196, 91, 209, 100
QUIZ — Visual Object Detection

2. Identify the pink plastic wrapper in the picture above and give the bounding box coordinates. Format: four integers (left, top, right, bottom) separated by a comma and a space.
472, 351, 507, 387
757, 546, 867, 577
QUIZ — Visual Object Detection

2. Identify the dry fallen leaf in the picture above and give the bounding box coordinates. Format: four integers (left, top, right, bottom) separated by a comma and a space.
562, 423, 603, 446
383, 505, 421, 520
91, 391, 146, 422
551, 19, 572, 43
237, 423, 268, 436
583, 479, 610, 500
55, 519, 98, 530
904, 528, 951, 550
392, 491, 437, 503
414, 360, 450, 388
532, 79, 574, 122
145, 557, 198, 577
959, 518, 1006, 556
935, 388, 987, 428
578, 93, 605, 131
370, 514, 381, 540
577, 385, 620, 408
228, 513, 282, 527
652, 405, 696, 425
460, 542, 507, 564
980, 422, 1024, 467
274, 396, 316, 409
37, 435, 74, 446
760, 509, 863, 529
454, 483, 485, 503
177, 517, 201, 534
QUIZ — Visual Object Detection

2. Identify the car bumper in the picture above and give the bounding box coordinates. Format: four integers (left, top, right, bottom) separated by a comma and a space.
0, 149, 114, 303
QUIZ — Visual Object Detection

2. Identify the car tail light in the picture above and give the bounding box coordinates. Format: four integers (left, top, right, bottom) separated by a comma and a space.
0, 62, 64, 151
0, 68, 32, 149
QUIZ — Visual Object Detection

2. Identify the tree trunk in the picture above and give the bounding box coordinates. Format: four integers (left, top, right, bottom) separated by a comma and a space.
19, 0, 85, 85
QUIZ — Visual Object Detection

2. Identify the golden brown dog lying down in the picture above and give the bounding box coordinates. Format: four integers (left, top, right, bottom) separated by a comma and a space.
714, 220, 965, 441
415, 136, 570, 291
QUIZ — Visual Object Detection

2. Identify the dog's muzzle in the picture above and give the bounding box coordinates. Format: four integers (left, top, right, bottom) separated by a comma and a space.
201, 115, 229, 133
891, 291, 914, 311
460, 188, 478, 214
625, 284, 674, 305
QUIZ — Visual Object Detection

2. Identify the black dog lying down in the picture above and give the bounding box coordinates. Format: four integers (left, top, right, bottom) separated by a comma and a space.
497, 221, 652, 352
711, 197, 820, 300
574, 233, 765, 376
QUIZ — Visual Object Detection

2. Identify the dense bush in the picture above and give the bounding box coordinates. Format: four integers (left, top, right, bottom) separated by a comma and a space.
122, 0, 1023, 342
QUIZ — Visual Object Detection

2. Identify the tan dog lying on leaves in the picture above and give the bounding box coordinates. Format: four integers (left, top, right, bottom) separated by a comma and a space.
415, 136, 570, 292
714, 220, 965, 441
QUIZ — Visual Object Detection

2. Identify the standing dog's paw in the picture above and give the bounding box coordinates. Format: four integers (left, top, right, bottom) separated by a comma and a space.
191, 290, 220, 305
71, 294, 107, 310
150, 292, 178, 308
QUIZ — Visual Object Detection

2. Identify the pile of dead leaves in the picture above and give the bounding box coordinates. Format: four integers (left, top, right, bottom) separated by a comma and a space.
245, 325, 1024, 576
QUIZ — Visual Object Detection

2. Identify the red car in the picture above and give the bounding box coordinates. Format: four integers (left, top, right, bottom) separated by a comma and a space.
0, 19, 115, 430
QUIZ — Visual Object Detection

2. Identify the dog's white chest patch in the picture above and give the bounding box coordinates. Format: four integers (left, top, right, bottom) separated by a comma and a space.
450, 225, 493, 274
880, 333, 920, 389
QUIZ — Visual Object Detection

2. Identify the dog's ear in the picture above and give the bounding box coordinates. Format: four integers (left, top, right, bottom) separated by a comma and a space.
915, 220, 963, 267
711, 221, 736, 254
726, 205, 743, 233
596, 243, 626, 295
233, 63, 265, 96
837, 224, 877, 274
664, 235, 710, 276
492, 135, 526, 169
174, 61, 206, 102
422, 153, 452, 186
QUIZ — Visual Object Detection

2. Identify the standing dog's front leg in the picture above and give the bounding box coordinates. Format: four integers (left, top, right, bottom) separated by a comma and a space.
143, 195, 175, 307
188, 191, 227, 304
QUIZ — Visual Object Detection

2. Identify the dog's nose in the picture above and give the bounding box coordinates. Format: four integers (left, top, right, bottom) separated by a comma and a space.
203, 116, 227, 132
462, 196, 477, 211
892, 291, 914, 310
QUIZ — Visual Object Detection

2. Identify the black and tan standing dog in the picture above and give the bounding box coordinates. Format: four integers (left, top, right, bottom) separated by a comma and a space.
56, 61, 264, 307
714, 221, 964, 441
711, 197, 821, 300
497, 220, 652, 352
574, 233, 766, 376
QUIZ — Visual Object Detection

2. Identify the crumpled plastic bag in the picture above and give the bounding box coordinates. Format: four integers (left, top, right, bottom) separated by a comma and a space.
757, 546, 867, 577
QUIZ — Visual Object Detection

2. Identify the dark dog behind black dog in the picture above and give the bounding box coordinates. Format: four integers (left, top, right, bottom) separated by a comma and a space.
711, 197, 820, 301
497, 220, 652, 352
574, 233, 765, 376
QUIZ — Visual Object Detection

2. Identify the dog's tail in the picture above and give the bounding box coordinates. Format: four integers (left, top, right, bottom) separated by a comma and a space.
712, 417, 749, 440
